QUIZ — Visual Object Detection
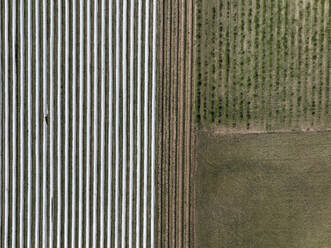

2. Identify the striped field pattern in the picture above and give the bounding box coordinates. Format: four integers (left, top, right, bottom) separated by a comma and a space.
156, 0, 196, 247
0, 0, 157, 247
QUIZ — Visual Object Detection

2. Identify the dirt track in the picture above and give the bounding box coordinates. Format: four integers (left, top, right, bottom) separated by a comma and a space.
157, 0, 195, 247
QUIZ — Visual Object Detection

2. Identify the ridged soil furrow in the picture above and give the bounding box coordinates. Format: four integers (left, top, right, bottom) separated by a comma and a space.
135, 0, 143, 244
114, 0, 121, 245
224, 0, 230, 124
267, 0, 274, 130
49, 0, 55, 245
157, 0, 165, 246
71, 0, 77, 246
312, 0, 318, 125
54, 0, 63, 245
177, 1, 185, 246
120, 0, 127, 246
184, 0, 190, 243
165, 1, 171, 247
78, 0, 85, 246
127, 0, 135, 246
307, 1, 314, 126
187, 1, 194, 246
92, 0, 99, 246
296, 0, 304, 126
164, 0, 171, 246
316, 1, 324, 124
260, 0, 266, 128
64, 0, 70, 246
142, 0, 151, 245
303, 2, 310, 122
209, 3, 216, 123
230, 0, 238, 128
275, 0, 282, 125
252, 0, 260, 123
202, 0, 208, 122
27, 0, 33, 245
281, 0, 288, 126
107, 0, 114, 246
85, 0, 92, 246
110, 1, 117, 246
216, 0, 224, 124
0, 0, 2, 243
4, 0, 10, 246
169, 0, 175, 245
190, 0, 196, 242
284, 0, 290, 126
171, 0, 178, 245
318, 0, 326, 125
22, 2, 27, 245
97, 3, 104, 246
325, 1, 330, 121
35, 0, 42, 245
313, 0, 320, 123
244, 0, 252, 129
299, 0, 306, 125
195, 0, 202, 124
238, 0, 245, 126
288, 1, 295, 127
174, 0, 180, 245
41, 0, 48, 243
12, 1, 18, 246
151, 0, 158, 244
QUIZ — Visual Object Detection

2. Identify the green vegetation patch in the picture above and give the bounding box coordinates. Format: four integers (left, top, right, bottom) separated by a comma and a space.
196, 131, 331, 248
195, 0, 330, 131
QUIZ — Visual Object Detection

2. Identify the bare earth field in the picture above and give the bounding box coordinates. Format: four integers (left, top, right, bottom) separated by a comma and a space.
196, 131, 331, 248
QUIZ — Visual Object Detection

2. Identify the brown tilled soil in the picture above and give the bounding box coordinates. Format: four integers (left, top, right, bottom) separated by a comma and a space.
157, 0, 195, 247
196, 131, 331, 248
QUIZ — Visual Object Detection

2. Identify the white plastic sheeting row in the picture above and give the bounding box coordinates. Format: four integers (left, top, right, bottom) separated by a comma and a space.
0, 0, 157, 247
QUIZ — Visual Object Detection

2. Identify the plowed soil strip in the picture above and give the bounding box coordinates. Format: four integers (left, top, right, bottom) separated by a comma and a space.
157, 0, 195, 247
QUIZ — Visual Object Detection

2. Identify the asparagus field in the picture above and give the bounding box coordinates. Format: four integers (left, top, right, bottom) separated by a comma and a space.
0, 0, 157, 247
195, 0, 330, 131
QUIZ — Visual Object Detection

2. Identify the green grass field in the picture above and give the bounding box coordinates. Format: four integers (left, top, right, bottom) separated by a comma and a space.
195, 0, 330, 131
196, 131, 331, 248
